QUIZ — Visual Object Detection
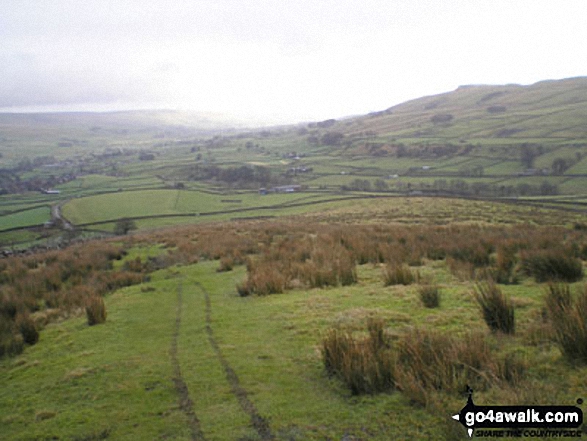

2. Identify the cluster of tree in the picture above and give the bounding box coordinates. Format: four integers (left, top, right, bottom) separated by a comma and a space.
138, 152, 155, 161
320, 131, 345, 146
487, 105, 507, 113
520, 144, 545, 168
426, 179, 559, 197
458, 165, 484, 177
114, 218, 137, 235
339, 177, 559, 198
341, 178, 389, 192
15, 156, 57, 172
0, 170, 75, 195
396, 143, 463, 158
430, 113, 454, 124
308, 119, 336, 129
551, 157, 573, 175
187, 164, 280, 188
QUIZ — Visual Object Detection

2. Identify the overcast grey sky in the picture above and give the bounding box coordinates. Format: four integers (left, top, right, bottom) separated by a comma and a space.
1, 0, 586, 123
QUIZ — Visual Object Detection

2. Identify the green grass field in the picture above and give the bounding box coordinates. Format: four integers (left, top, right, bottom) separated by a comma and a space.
61, 189, 356, 227
0, 206, 51, 231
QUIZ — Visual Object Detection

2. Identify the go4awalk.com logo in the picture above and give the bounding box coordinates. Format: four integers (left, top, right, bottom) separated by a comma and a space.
452, 389, 584, 438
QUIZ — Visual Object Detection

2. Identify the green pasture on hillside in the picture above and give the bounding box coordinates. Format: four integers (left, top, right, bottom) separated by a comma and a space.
61, 189, 354, 226
0, 206, 51, 231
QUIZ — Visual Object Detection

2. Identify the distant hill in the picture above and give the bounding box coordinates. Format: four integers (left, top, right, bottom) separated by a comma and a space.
342, 77, 587, 144
0, 109, 256, 136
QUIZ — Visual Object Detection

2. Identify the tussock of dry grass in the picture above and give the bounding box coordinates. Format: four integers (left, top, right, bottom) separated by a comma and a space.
545, 283, 587, 362
85, 296, 107, 326
383, 264, 417, 286
473, 280, 515, 334
322, 320, 525, 404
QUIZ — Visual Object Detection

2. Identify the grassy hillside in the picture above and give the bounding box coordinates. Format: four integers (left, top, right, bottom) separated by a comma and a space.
344, 77, 587, 142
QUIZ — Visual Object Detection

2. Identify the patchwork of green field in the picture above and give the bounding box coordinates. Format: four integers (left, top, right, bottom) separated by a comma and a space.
55, 174, 164, 197
482, 160, 524, 175
0, 206, 51, 231
3, 79, 587, 249
61, 189, 354, 226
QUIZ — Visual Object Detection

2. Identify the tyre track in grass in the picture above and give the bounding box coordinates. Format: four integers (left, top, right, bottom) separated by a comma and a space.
170, 280, 207, 441
195, 281, 275, 440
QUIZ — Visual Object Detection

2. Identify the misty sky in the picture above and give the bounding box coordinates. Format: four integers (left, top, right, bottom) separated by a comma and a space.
1, 0, 586, 123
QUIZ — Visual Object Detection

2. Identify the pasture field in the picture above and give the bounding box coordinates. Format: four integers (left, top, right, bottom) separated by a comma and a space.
61, 190, 355, 228
0, 206, 51, 231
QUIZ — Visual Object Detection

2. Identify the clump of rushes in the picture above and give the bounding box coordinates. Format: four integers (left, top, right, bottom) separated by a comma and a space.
393, 330, 509, 402
521, 249, 583, 283
322, 318, 394, 395
217, 255, 234, 272
322, 322, 525, 402
240, 264, 287, 296
16, 313, 39, 345
544, 283, 572, 320
473, 280, 515, 334
545, 283, 587, 363
85, 296, 107, 326
383, 264, 417, 286
235, 281, 253, 297
418, 285, 441, 308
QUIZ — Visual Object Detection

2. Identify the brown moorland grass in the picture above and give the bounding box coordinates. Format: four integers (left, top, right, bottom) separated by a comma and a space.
85, 295, 107, 326
2, 218, 587, 357
0, 242, 144, 356
473, 280, 516, 334
521, 248, 584, 283
418, 284, 441, 308
545, 283, 587, 362
322, 320, 525, 404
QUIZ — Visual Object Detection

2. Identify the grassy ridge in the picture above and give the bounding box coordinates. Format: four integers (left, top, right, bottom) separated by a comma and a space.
0, 261, 447, 439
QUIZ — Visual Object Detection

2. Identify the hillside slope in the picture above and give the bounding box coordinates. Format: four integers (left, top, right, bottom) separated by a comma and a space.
345, 77, 587, 143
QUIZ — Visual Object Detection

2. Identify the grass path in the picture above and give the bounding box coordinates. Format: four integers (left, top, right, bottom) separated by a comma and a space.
171, 280, 207, 440
198, 281, 274, 440
1, 260, 456, 440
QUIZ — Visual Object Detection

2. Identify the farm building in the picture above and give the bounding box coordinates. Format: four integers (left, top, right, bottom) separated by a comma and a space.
259, 185, 303, 195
